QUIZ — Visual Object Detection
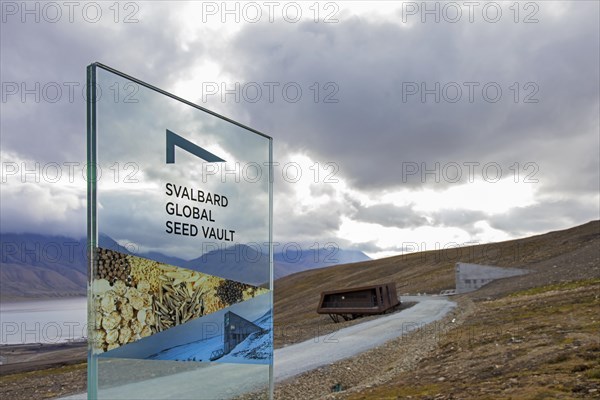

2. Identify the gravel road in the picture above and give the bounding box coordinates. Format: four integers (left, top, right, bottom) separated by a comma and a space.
275, 296, 454, 382
59, 296, 455, 399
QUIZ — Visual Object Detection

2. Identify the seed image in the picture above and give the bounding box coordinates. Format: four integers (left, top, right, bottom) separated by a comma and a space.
92, 247, 156, 354
216, 280, 245, 305
96, 248, 132, 285
119, 326, 132, 344
129, 257, 163, 291
92, 248, 270, 352
112, 280, 127, 296
119, 302, 134, 322
130, 320, 143, 335
102, 311, 122, 330
105, 329, 119, 345
153, 278, 206, 333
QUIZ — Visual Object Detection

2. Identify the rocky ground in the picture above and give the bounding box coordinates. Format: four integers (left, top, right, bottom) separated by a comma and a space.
0, 362, 86, 400
268, 298, 475, 400
0, 342, 87, 399
275, 279, 600, 399
0, 342, 86, 375
269, 221, 600, 399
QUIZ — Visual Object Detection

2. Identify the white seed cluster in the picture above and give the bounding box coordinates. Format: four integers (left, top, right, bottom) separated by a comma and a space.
92, 278, 155, 353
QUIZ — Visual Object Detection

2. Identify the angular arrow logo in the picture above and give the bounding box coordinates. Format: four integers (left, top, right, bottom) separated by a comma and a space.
166, 129, 225, 164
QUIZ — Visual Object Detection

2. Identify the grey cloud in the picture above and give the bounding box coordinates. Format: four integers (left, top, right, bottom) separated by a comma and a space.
0, 180, 85, 237
221, 4, 598, 199
351, 203, 428, 228
430, 209, 487, 234
1, 2, 598, 251
309, 181, 337, 198
1, 3, 207, 165
344, 240, 383, 254
0, 14, 267, 242
488, 199, 599, 237
274, 201, 344, 243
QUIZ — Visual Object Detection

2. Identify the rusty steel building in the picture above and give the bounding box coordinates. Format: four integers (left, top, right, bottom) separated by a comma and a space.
317, 282, 400, 322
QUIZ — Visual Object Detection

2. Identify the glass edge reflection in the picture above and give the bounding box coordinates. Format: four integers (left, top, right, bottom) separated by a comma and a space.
86, 63, 98, 400
88, 62, 272, 141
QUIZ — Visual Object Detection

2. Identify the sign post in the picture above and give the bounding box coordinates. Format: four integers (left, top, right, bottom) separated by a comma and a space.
87, 63, 273, 399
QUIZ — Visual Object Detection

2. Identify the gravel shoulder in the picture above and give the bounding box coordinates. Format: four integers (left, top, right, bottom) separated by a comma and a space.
275, 296, 455, 382
269, 297, 472, 400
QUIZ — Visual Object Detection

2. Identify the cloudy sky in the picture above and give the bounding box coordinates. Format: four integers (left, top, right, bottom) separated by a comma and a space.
1, 1, 598, 259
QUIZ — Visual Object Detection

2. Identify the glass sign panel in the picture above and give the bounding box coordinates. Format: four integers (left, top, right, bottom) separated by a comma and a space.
87, 63, 273, 399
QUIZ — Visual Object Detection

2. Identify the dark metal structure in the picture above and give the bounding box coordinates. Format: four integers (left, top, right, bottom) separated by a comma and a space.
317, 283, 400, 323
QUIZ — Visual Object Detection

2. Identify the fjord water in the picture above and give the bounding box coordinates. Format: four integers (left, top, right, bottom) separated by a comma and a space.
1, 297, 87, 344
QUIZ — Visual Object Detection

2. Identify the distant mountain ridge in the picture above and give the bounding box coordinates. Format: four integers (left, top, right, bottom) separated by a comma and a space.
0, 233, 370, 299
0, 233, 88, 300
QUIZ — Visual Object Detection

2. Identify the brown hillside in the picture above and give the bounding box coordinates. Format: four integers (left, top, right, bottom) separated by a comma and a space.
274, 220, 600, 346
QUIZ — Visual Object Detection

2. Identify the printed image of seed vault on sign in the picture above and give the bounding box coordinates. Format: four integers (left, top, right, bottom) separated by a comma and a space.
87, 63, 273, 400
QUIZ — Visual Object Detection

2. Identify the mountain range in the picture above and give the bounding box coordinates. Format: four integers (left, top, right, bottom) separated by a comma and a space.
0, 233, 369, 300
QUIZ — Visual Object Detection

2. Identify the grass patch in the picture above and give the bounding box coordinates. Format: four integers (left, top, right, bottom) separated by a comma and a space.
509, 278, 600, 297
348, 383, 442, 399
548, 353, 571, 364
350, 277, 599, 400
0, 363, 86, 384
585, 368, 600, 380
